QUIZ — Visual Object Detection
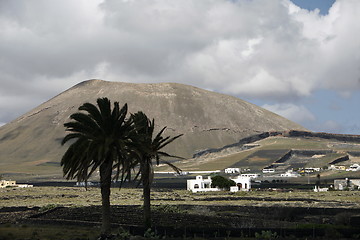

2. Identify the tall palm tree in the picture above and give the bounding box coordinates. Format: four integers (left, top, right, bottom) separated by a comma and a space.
130, 111, 182, 229
61, 97, 134, 236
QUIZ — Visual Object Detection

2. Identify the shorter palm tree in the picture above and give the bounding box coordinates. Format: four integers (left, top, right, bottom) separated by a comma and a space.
130, 111, 182, 229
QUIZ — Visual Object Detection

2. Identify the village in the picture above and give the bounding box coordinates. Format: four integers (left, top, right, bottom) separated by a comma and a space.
185, 165, 360, 193
2, 163, 359, 193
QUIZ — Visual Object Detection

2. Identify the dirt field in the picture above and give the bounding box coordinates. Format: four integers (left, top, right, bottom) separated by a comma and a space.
1, 187, 360, 239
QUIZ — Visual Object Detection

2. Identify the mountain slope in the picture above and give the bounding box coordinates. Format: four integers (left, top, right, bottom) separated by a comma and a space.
0, 79, 305, 179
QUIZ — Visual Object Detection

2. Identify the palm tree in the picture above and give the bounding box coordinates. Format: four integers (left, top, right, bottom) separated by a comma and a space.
61, 97, 134, 236
130, 111, 182, 229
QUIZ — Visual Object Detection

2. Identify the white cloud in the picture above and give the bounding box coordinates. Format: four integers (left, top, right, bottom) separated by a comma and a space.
317, 120, 343, 133
262, 103, 316, 124
0, 0, 359, 126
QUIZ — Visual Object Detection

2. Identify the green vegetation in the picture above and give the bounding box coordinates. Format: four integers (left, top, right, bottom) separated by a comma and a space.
0, 224, 100, 240
255, 230, 278, 239
211, 175, 236, 190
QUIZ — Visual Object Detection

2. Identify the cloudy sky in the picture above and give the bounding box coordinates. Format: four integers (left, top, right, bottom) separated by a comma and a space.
0, 0, 359, 134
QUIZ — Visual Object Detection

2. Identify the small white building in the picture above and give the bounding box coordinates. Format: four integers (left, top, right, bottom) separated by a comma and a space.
75, 181, 95, 187
0, 180, 33, 188
240, 173, 260, 179
17, 184, 34, 188
224, 168, 240, 174
280, 170, 300, 178
334, 178, 360, 190
0, 180, 16, 188
329, 165, 346, 171
230, 176, 251, 192
314, 186, 329, 192
262, 168, 275, 173
187, 175, 252, 193
187, 176, 219, 193
346, 164, 360, 171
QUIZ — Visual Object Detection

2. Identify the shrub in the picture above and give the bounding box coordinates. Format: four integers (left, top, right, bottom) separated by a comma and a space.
153, 204, 183, 214
255, 230, 278, 239
211, 176, 236, 190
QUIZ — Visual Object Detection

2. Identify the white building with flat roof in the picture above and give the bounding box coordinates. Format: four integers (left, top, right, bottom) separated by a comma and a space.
187, 176, 219, 193
230, 176, 251, 192
0, 180, 33, 188
0, 180, 16, 188
224, 168, 240, 174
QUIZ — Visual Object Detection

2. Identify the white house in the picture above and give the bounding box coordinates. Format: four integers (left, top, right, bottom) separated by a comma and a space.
230, 176, 251, 192
262, 168, 275, 173
240, 173, 260, 179
334, 178, 360, 190
0, 180, 33, 188
314, 186, 328, 192
280, 170, 300, 178
17, 184, 33, 188
187, 176, 219, 193
224, 168, 240, 174
329, 165, 346, 171
0, 180, 16, 188
346, 164, 360, 171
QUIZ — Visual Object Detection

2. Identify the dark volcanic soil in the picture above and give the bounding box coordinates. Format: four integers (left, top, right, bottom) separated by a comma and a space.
2, 205, 360, 239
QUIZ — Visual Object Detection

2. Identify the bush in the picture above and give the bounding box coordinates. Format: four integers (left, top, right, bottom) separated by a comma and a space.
153, 204, 183, 214
211, 176, 236, 190
255, 230, 278, 239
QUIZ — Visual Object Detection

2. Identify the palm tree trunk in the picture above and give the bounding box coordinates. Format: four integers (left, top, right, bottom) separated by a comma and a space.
142, 163, 152, 229
100, 159, 112, 236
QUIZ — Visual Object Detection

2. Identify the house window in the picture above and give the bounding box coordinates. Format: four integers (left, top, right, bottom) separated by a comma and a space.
237, 183, 242, 189
194, 184, 199, 189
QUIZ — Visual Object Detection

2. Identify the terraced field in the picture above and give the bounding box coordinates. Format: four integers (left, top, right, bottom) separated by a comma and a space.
159, 135, 360, 181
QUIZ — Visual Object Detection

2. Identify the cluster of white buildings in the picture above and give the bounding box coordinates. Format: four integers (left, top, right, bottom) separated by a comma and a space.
0, 180, 33, 188
346, 164, 360, 171
329, 164, 360, 171
334, 178, 360, 190
187, 175, 251, 193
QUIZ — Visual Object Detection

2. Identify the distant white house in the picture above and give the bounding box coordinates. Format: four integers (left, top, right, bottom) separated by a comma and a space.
280, 170, 300, 178
75, 181, 95, 187
0, 180, 16, 188
230, 176, 251, 192
187, 176, 219, 193
224, 168, 240, 174
262, 168, 275, 174
0, 180, 33, 188
314, 186, 329, 192
334, 178, 360, 190
17, 184, 34, 188
346, 164, 360, 172
240, 173, 260, 179
329, 165, 346, 171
